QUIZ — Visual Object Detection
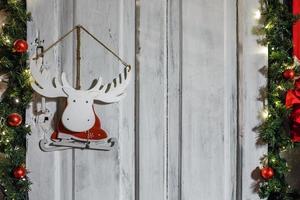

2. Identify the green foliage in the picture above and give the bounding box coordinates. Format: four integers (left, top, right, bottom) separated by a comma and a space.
0, 0, 32, 199
257, 0, 300, 199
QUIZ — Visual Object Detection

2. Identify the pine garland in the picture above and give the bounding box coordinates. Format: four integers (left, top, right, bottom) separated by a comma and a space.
0, 0, 32, 199
257, 0, 300, 199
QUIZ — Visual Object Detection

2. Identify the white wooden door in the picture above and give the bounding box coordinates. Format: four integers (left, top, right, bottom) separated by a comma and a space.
26, 0, 267, 200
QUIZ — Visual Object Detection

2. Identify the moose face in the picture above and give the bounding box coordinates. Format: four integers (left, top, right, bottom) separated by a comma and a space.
61, 89, 97, 132
30, 62, 131, 133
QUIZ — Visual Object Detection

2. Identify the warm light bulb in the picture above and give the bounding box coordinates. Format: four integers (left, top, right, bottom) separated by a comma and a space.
276, 85, 284, 90
261, 108, 269, 120
24, 69, 30, 74
254, 10, 261, 20
265, 22, 273, 30
275, 100, 281, 107
3, 36, 11, 45
14, 98, 20, 104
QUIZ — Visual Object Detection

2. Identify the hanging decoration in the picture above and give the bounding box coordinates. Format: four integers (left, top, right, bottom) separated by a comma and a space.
283, 69, 295, 80
260, 167, 275, 180
31, 25, 131, 151
13, 39, 28, 53
7, 113, 22, 127
13, 166, 26, 180
0, 0, 32, 199
256, 0, 300, 199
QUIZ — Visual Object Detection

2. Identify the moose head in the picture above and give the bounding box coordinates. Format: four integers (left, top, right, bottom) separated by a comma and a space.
30, 62, 131, 132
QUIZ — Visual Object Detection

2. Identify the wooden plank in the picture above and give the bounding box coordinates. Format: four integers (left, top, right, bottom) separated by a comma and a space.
138, 0, 167, 199
181, 0, 237, 199
118, 0, 136, 199
72, 1, 135, 200
237, 0, 268, 199
26, 0, 73, 199
167, 0, 181, 199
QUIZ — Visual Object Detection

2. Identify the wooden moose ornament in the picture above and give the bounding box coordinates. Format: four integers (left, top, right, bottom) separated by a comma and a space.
30, 25, 131, 151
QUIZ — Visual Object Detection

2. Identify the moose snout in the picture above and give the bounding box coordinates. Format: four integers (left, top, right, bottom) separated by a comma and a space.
61, 106, 96, 132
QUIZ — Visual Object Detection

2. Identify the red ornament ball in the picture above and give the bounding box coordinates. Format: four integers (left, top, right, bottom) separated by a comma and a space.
13, 39, 28, 53
283, 69, 295, 80
13, 166, 26, 179
7, 113, 22, 127
260, 167, 274, 180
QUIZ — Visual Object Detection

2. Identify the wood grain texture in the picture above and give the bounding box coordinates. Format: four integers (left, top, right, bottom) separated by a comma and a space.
137, 0, 167, 199
237, 0, 268, 199
72, 0, 135, 200
26, 0, 267, 199
181, 0, 237, 199
26, 0, 73, 200
27, 0, 135, 200
167, 0, 182, 199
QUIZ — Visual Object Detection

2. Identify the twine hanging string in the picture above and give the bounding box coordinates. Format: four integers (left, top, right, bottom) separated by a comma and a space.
32, 25, 131, 69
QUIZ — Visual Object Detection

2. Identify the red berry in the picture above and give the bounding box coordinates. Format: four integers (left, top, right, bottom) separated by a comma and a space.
283, 69, 295, 80
260, 167, 274, 180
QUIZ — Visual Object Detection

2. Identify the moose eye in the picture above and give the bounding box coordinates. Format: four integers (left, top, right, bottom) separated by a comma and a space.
73, 100, 76, 102
67, 118, 69, 120
86, 101, 88, 103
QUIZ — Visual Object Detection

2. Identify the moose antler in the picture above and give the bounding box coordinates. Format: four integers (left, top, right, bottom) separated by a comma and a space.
90, 66, 131, 103
30, 60, 67, 98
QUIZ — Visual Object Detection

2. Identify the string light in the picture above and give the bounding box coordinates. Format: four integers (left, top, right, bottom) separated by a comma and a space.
24, 69, 30, 74
265, 22, 273, 30
2, 35, 11, 45
254, 10, 261, 20
261, 108, 269, 120
280, 146, 287, 152
274, 100, 281, 107
276, 85, 284, 90
14, 98, 20, 104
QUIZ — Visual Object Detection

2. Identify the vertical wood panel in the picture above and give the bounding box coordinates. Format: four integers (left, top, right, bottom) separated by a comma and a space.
72, 1, 135, 200
26, 0, 268, 199
167, 0, 182, 199
73, 1, 120, 199
181, 0, 237, 199
118, 1, 136, 199
138, 0, 167, 199
27, 0, 73, 199
238, 0, 268, 199
27, 1, 135, 200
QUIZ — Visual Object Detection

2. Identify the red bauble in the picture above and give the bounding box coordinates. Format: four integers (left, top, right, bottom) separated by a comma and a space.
13, 166, 26, 179
7, 113, 22, 127
260, 167, 274, 180
13, 39, 28, 53
283, 69, 295, 80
